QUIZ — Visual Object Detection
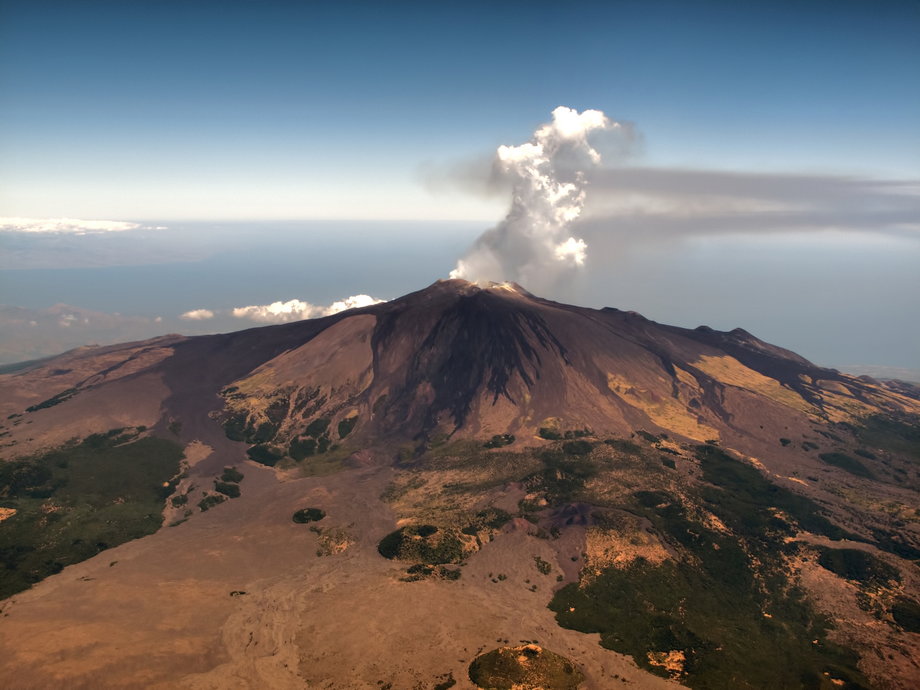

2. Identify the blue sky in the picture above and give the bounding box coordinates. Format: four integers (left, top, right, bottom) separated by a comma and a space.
0, 1, 918, 373
2, 0, 918, 219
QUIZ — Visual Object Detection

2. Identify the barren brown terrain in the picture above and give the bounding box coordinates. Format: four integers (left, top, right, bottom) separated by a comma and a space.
1, 280, 918, 689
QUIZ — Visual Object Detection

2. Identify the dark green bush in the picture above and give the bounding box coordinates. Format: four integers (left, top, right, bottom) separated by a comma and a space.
0, 432, 183, 599
289, 437, 317, 460
220, 466, 244, 483
469, 646, 583, 690
292, 507, 326, 523
377, 524, 464, 564
337, 416, 358, 439
538, 427, 562, 440
305, 417, 330, 438
636, 430, 660, 444
198, 494, 226, 512
484, 434, 515, 448
214, 481, 241, 498
247, 444, 283, 466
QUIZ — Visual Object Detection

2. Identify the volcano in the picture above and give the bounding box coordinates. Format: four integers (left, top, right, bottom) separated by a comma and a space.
1, 280, 918, 689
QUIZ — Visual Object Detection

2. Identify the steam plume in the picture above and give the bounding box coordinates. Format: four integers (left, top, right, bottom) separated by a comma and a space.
450, 106, 618, 287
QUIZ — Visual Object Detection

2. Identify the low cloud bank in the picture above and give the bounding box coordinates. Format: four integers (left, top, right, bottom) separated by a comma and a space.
231, 294, 383, 323
179, 309, 215, 321
0, 217, 165, 234
180, 294, 385, 325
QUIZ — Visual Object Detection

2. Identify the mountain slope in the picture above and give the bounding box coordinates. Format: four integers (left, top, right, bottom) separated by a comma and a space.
0, 279, 918, 689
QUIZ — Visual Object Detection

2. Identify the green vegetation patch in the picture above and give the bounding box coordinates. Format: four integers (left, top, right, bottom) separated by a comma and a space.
25, 387, 80, 412
818, 452, 874, 479
337, 416, 357, 439
198, 494, 226, 512
484, 434, 515, 449
694, 444, 851, 541
292, 507, 326, 524
551, 488, 867, 688
401, 563, 462, 582
0, 431, 183, 599
214, 481, 241, 499
539, 426, 592, 442
548, 449, 870, 689
636, 430, 661, 444
246, 444, 284, 466
220, 466, 244, 483
524, 449, 599, 504
854, 414, 920, 460
816, 548, 899, 587
377, 524, 465, 564
222, 412, 279, 445
289, 437, 317, 460
468, 645, 584, 690
304, 417, 330, 438
460, 508, 513, 534
533, 555, 553, 575
538, 427, 562, 440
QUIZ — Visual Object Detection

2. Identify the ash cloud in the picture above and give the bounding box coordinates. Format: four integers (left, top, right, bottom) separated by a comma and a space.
449, 106, 623, 290
574, 167, 920, 250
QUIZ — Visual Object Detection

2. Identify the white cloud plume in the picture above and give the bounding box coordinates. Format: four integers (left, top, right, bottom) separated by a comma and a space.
231, 299, 315, 323
324, 294, 384, 315
180, 309, 215, 321
0, 217, 148, 234
229, 294, 384, 324
450, 106, 619, 288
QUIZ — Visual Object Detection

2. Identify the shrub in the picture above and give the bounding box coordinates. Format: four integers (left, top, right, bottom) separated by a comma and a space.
337, 416, 358, 439
198, 494, 226, 512
377, 524, 464, 564
214, 481, 241, 498
289, 437, 317, 460
247, 444, 283, 466
636, 430, 660, 444
220, 466, 244, 483
469, 646, 583, 690
484, 434, 515, 448
534, 556, 552, 575
292, 507, 326, 523
305, 417, 330, 438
